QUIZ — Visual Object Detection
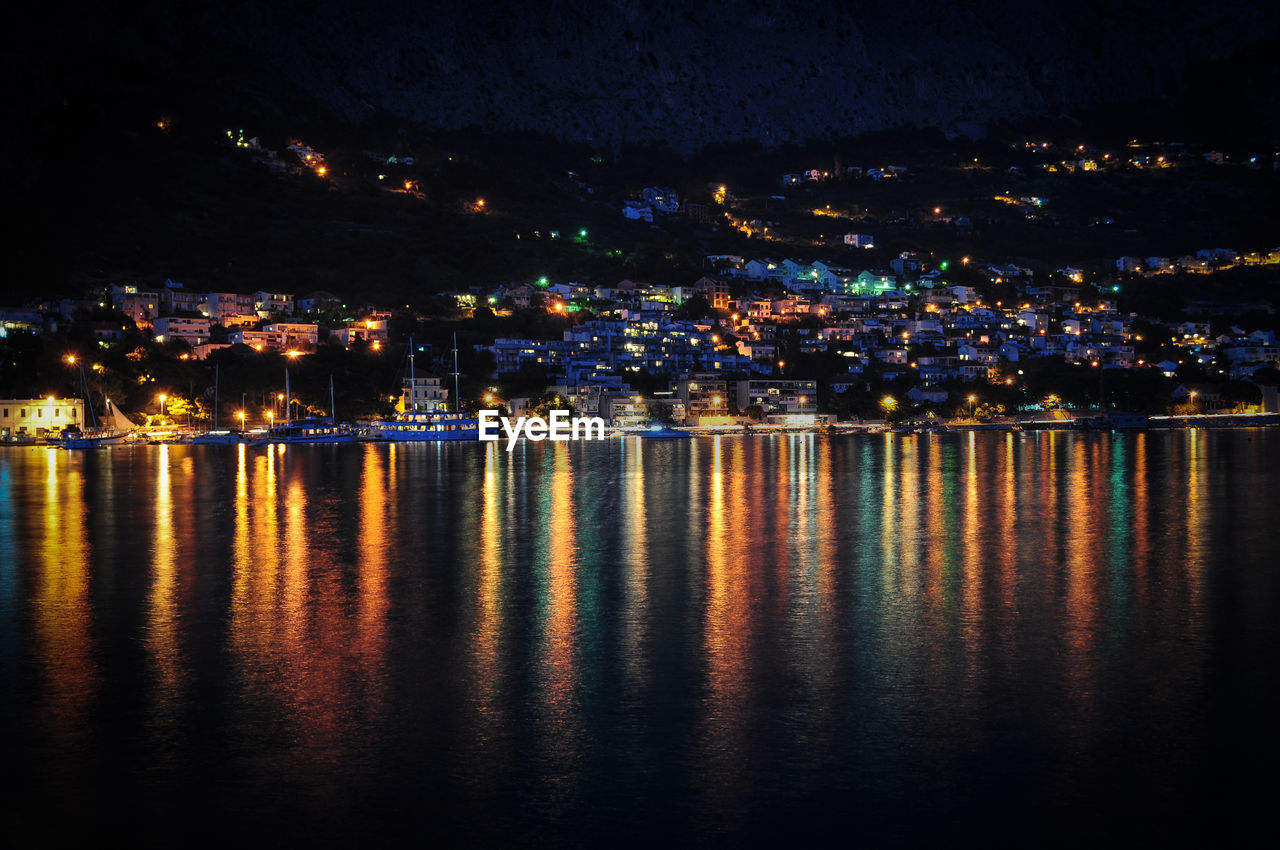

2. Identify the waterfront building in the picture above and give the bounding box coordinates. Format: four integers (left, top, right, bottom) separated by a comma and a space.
1, 397, 84, 437
735, 379, 818, 424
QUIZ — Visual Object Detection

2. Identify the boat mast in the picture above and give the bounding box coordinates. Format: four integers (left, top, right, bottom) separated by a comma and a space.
285, 369, 291, 425
213, 363, 219, 430
451, 332, 461, 414
80, 364, 98, 429
330, 375, 336, 424
409, 335, 416, 415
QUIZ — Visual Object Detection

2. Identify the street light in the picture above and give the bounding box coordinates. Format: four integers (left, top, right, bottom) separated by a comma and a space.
968, 395, 977, 419
158, 394, 167, 420
236, 410, 246, 429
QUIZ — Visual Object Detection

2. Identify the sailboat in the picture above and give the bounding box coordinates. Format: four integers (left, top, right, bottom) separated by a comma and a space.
366, 334, 478, 441
192, 363, 246, 444
254, 372, 358, 444
53, 365, 136, 449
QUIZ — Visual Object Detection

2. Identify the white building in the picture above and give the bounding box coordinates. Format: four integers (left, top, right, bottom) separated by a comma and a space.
2, 397, 84, 437
403, 375, 450, 414
641, 187, 679, 215
153, 316, 212, 346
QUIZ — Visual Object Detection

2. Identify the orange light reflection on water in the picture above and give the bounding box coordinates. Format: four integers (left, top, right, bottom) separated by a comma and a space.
35, 449, 96, 789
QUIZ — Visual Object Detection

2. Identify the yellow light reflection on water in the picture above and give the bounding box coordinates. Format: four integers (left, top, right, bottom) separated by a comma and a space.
468, 441, 506, 760
1063, 435, 1101, 724
960, 431, 981, 658
355, 445, 390, 718
537, 444, 581, 804
35, 449, 96, 774
146, 444, 180, 720
701, 434, 754, 829
620, 437, 649, 689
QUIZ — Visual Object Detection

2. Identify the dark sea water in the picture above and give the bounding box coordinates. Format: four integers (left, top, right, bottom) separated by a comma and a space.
2, 431, 1278, 846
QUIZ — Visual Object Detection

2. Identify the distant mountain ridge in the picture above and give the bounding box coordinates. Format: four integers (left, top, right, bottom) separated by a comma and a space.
15, 0, 1280, 152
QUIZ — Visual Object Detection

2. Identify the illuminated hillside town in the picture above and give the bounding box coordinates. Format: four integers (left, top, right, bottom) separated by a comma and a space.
5, 135, 1278, 442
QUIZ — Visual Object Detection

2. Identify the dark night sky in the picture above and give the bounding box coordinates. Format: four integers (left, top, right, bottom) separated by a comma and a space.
4, 0, 1277, 300
10, 0, 1280, 154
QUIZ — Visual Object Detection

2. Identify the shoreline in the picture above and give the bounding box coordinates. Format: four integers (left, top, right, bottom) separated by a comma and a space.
8, 412, 1280, 448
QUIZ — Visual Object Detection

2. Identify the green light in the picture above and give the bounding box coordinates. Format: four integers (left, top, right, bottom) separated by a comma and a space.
1112, 285, 1120, 292
579, 229, 588, 238
538, 276, 549, 287
940, 261, 949, 271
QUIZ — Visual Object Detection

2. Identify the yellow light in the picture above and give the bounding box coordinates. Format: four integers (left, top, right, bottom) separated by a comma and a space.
65, 355, 76, 364
287, 350, 300, 358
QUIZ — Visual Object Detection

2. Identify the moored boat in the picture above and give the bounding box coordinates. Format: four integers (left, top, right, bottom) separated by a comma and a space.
191, 364, 249, 444
251, 372, 359, 444
252, 418, 359, 445
369, 333, 478, 442
52, 428, 132, 449
191, 429, 250, 445
367, 414, 479, 441
637, 424, 691, 440
54, 368, 137, 449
